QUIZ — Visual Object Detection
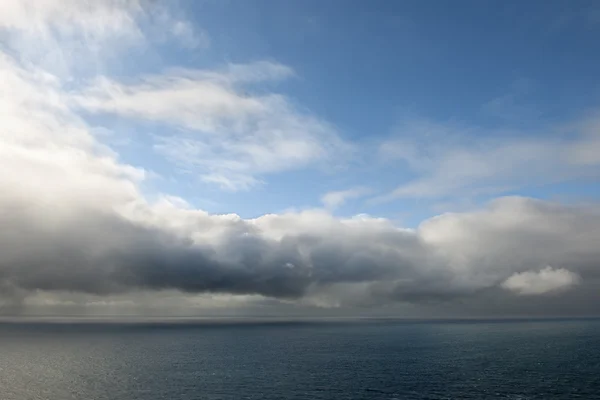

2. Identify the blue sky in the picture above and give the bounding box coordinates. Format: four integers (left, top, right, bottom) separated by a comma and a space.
73, 0, 600, 227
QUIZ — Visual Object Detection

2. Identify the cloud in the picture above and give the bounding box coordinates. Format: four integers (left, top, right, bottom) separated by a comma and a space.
0, 0, 207, 75
0, 0, 143, 39
1, 49, 599, 314
1, 0, 600, 317
321, 187, 371, 209
378, 116, 600, 201
2, 49, 600, 312
502, 267, 580, 295
72, 62, 350, 191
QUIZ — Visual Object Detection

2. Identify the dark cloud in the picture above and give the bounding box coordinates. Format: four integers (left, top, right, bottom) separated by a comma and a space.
0, 204, 417, 300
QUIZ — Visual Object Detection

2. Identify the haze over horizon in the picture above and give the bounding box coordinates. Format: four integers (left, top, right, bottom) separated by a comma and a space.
2, 0, 600, 318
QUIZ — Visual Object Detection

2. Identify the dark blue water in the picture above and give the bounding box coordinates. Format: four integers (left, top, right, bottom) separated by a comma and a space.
1, 319, 599, 399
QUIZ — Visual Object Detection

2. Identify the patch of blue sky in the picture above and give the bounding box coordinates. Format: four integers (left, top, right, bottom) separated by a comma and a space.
73, 0, 600, 225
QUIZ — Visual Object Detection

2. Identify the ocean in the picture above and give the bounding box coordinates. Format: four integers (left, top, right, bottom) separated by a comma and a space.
1, 318, 599, 399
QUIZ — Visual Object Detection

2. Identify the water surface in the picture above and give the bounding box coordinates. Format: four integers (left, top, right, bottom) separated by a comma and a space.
1, 318, 599, 399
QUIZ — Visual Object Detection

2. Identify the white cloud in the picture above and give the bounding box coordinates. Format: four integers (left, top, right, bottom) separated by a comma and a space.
0, 0, 207, 75
72, 62, 350, 191
378, 116, 600, 201
0, 0, 341, 193
321, 187, 371, 209
502, 267, 580, 295
0, 0, 143, 39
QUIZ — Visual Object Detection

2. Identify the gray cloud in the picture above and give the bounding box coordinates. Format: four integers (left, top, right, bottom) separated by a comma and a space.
3, 156, 600, 316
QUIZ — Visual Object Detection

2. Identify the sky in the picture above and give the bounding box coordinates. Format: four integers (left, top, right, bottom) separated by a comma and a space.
1, 0, 600, 317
